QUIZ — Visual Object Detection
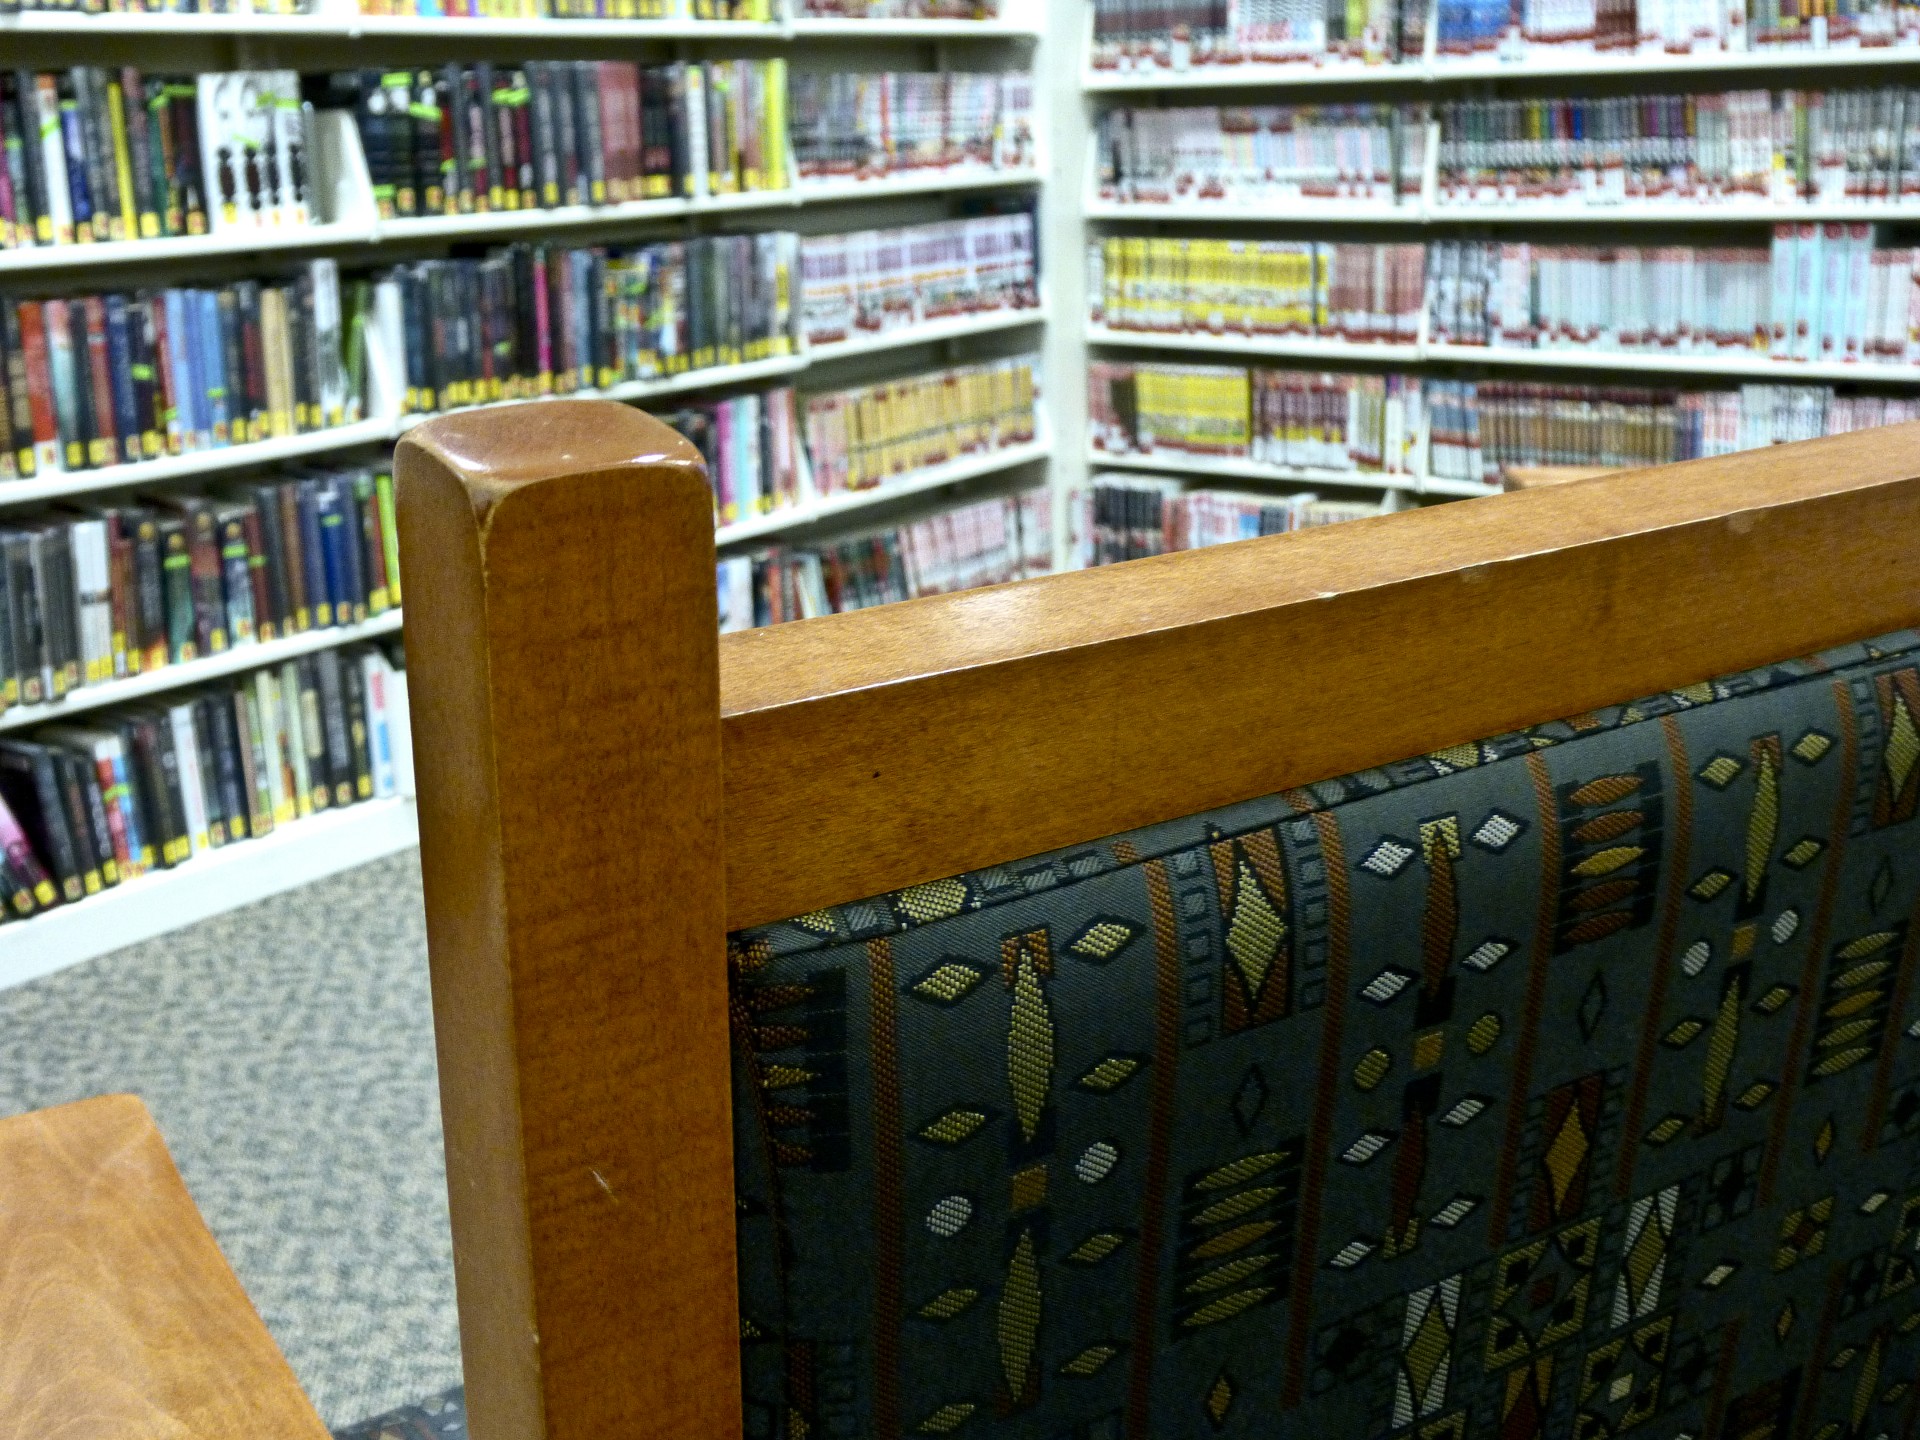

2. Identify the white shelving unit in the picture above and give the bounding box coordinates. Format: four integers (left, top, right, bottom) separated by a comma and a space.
0, 0, 1053, 974
1088, 325, 1426, 367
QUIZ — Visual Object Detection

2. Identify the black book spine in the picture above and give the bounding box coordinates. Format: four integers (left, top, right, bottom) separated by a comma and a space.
287, 272, 317, 433
412, 69, 442, 216
4, 533, 41, 705
51, 748, 107, 894
65, 299, 97, 471
295, 653, 331, 810
555, 62, 581, 207
440, 67, 468, 214
116, 716, 160, 870
146, 710, 190, 864
384, 70, 416, 218
7, 74, 48, 246
215, 287, 248, 443
216, 506, 254, 645
201, 691, 248, 841
314, 645, 353, 808
575, 63, 605, 206
476, 63, 503, 211
155, 515, 194, 662
251, 484, 291, 635
330, 474, 366, 621
186, 697, 226, 847
0, 743, 81, 902
340, 645, 373, 802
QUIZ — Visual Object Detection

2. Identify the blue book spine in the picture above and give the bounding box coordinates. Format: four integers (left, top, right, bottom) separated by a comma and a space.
194, 290, 229, 446
295, 482, 330, 626
57, 99, 92, 235
103, 295, 141, 466
332, 476, 366, 619
161, 290, 194, 451
108, 747, 143, 874
313, 482, 350, 626
175, 290, 206, 448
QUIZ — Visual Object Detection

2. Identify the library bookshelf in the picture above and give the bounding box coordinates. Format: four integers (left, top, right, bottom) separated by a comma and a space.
0, 0, 1052, 970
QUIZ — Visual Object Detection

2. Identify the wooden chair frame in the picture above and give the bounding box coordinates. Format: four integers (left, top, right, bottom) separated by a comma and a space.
395, 401, 1920, 1440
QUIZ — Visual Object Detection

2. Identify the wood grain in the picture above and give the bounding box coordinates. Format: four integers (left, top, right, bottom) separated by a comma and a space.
717, 421, 1920, 927
1502, 464, 1627, 490
397, 402, 740, 1440
0, 1094, 327, 1440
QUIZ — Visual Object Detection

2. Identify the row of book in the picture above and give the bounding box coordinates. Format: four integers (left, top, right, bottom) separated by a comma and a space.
660, 388, 805, 527
1424, 379, 1920, 479
716, 489, 1050, 629
789, 72, 1034, 180
334, 61, 789, 220
798, 212, 1039, 348
0, 463, 398, 713
1428, 231, 1920, 360
1088, 0, 1916, 67
0, 261, 358, 482
1436, 89, 1920, 205
353, 0, 773, 16
1089, 362, 1423, 475
1089, 238, 1427, 342
802, 356, 1039, 497
0, 645, 405, 925
1096, 104, 1427, 205
0, 71, 313, 253
1072, 474, 1377, 567
795, 0, 1004, 11
382, 234, 796, 416
1090, 0, 1425, 67
1434, 0, 1912, 53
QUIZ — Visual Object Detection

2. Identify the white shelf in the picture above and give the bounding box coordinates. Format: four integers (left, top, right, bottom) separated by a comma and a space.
1087, 196, 1419, 223
1428, 41, 1920, 79
796, 167, 1043, 204
0, 222, 377, 276
1083, 43, 1920, 93
1088, 324, 1423, 365
1090, 447, 1421, 493
718, 426, 1051, 544
0, 795, 418, 990
0, 611, 405, 735
790, 14, 1037, 35
0, 419, 395, 508
1427, 199, 1920, 223
1426, 341, 1920, 383
0, 9, 782, 37
807, 303, 1046, 363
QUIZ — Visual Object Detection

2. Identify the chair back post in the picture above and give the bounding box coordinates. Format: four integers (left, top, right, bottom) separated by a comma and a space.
396, 400, 741, 1440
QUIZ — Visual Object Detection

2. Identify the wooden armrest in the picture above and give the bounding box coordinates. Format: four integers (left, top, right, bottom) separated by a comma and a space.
1502, 464, 1629, 490
0, 1094, 328, 1440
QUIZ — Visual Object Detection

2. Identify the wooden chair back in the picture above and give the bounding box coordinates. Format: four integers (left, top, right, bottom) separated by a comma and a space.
396, 403, 1920, 1440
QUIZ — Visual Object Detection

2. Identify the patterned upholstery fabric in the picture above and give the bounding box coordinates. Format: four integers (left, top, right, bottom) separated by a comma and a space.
331, 1388, 466, 1439
731, 630, 1920, 1440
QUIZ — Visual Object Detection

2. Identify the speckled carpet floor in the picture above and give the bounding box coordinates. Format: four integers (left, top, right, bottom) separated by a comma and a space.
0, 851, 465, 1431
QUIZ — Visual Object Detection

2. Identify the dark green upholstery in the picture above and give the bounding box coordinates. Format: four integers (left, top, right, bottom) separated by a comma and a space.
731, 630, 1920, 1440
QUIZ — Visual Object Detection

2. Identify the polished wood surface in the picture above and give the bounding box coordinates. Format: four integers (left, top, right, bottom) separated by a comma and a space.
397, 403, 740, 1440
0, 1094, 327, 1440
717, 422, 1920, 927
1503, 464, 1626, 490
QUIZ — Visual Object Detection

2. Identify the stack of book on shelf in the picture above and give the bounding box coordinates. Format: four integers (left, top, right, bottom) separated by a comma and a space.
1, 70, 319, 255
657, 389, 805, 527
0, 261, 359, 483
1089, 0, 1425, 69
1089, 360, 1423, 479
797, 0, 1003, 13
717, 489, 1051, 630
328, 60, 789, 219
1072, 474, 1378, 567
1428, 232, 1919, 361
0, 642, 405, 926
1, 0, 316, 17
1096, 105, 1426, 206
1435, 89, 1920, 208
352, 0, 776, 16
800, 356, 1039, 497
0, 463, 397, 709
1424, 379, 1920, 483
1089, 237, 1425, 344
789, 73, 1034, 183
1433, 0, 1920, 55
383, 233, 797, 415
799, 211, 1040, 347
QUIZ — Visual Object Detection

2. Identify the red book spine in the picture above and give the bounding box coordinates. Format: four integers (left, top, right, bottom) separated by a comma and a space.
82, 296, 118, 469
620, 64, 642, 202
597, 65, 624, 203
15, 303, 59, 474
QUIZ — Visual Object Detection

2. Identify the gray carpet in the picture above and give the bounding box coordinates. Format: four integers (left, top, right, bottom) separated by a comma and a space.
0, 850, 462, 1429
